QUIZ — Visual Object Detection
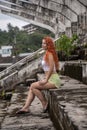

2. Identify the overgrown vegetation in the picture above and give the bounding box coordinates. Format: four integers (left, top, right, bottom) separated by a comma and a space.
55, 34, 78, 60
0, 23, 54, 55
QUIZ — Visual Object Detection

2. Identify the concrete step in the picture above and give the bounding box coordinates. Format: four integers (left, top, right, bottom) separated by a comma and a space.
0, 85, 56, 130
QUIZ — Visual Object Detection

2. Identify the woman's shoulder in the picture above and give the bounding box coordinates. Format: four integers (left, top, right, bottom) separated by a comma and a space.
45, 51, 53, 59
47, 52, 54, 60
46, 51, 52, 55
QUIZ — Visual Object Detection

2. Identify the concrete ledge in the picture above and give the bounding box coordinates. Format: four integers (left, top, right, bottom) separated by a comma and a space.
37, 73, 87, 130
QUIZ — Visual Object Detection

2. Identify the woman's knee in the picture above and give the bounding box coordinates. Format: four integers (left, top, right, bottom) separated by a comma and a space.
30, 82, 36, 91
30, 85, 36, 94
30, 82, 39, 90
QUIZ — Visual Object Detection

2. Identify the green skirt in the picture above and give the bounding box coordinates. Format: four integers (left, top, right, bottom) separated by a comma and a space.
48, 73, 61, 88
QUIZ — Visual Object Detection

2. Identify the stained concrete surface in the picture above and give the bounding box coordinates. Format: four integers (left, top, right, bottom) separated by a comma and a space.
0, 85, 55, 130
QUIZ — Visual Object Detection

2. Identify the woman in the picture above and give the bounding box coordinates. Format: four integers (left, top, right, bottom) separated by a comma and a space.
16, 36, 61, 114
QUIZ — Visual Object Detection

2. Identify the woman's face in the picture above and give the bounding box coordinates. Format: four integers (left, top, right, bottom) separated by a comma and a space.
42, 39, 47, 50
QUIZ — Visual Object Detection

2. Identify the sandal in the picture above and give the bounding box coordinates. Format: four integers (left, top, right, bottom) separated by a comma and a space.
16, 109, 30, 115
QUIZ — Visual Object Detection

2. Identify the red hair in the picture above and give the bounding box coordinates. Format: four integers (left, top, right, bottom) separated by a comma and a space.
43, 36, 59, 70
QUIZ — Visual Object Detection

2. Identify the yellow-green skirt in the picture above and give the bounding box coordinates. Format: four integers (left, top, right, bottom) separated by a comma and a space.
48, 73, 61, 88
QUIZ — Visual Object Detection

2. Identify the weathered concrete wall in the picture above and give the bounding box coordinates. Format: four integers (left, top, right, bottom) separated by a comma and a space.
63, 61, 87, 84
64, 62, 82, 81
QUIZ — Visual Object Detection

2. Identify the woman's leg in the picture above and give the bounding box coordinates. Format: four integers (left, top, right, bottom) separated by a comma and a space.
21, 88, 35, 111
30, 81, 56, 108
22, 83, 47, 111
31, 88, 47, 108
21, 81, 56, 111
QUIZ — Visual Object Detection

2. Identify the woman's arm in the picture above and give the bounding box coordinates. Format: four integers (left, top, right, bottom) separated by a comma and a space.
45, 53, 54, 82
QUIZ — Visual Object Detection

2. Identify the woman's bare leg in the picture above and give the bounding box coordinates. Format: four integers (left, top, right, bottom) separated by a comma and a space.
30, 81, 56, 108
21, 88, 35, 111
32, 88, 47, 108
21, 81, 56, 111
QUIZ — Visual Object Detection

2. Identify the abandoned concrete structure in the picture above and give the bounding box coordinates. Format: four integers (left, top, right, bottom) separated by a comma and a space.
0, 1, 87, 130
0, 0, 87, 40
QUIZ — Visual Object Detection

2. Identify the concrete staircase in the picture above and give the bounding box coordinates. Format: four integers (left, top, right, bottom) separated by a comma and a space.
0, 83, 56, 130
0, 48, 44, 93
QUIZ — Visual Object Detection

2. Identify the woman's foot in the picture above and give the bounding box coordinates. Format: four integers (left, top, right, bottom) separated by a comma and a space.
16, 108, 29, 115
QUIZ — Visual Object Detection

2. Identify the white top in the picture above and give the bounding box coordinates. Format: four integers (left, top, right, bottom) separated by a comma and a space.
41, 59, 56, 72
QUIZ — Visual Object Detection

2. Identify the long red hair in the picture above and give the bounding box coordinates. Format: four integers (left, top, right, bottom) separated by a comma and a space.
43, 36, 59, 70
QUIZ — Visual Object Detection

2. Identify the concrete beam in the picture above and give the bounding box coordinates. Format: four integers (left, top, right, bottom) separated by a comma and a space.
0, 0, 22, 7
1, 10, 56, 33
0, 0, 86, 36
77, 0, 87, 7
0, 3, 66, 33
0, 0, 67, 33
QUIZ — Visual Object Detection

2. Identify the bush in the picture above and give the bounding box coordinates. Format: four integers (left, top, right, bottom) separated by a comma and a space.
55, 34, 78, 60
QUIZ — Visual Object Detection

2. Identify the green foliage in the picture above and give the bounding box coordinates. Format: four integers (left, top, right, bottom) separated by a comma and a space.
0, 30, 9, 45
55, 34, 78, 57
0, 23, 54, 54
7, 23, 20, 44
28, 33, 46, 51
71, 34, 78, 44
37, 27, 55, 37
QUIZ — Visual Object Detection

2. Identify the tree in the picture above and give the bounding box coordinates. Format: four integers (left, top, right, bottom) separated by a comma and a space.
7, 23, 19, 44
0, 23, 54, 55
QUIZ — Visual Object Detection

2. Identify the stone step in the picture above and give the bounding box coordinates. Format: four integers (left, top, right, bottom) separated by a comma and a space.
0, 85, 56, 130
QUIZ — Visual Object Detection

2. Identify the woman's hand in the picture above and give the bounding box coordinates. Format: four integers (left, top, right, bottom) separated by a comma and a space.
39, 79, 48, 85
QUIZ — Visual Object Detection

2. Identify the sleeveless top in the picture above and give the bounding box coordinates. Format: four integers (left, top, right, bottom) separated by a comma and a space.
41, 59, 56, 72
